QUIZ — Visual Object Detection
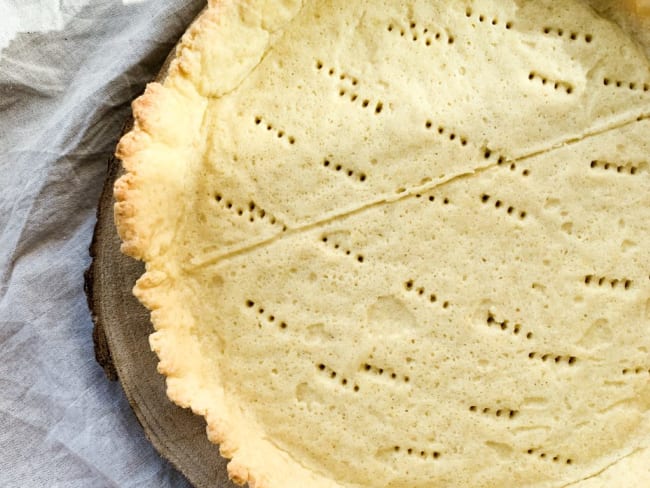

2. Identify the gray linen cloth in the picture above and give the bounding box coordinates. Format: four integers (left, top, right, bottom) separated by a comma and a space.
0, 1, 205, 486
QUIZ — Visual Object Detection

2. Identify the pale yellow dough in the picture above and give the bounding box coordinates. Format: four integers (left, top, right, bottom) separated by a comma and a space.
114, 1, 650, 486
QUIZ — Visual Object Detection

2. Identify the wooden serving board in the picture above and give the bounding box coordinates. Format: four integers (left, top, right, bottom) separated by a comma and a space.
85, 154, 235, 488
84, 13, 236, 487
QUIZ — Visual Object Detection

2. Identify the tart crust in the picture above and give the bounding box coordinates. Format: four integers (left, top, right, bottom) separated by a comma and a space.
115, 1, 650, 486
